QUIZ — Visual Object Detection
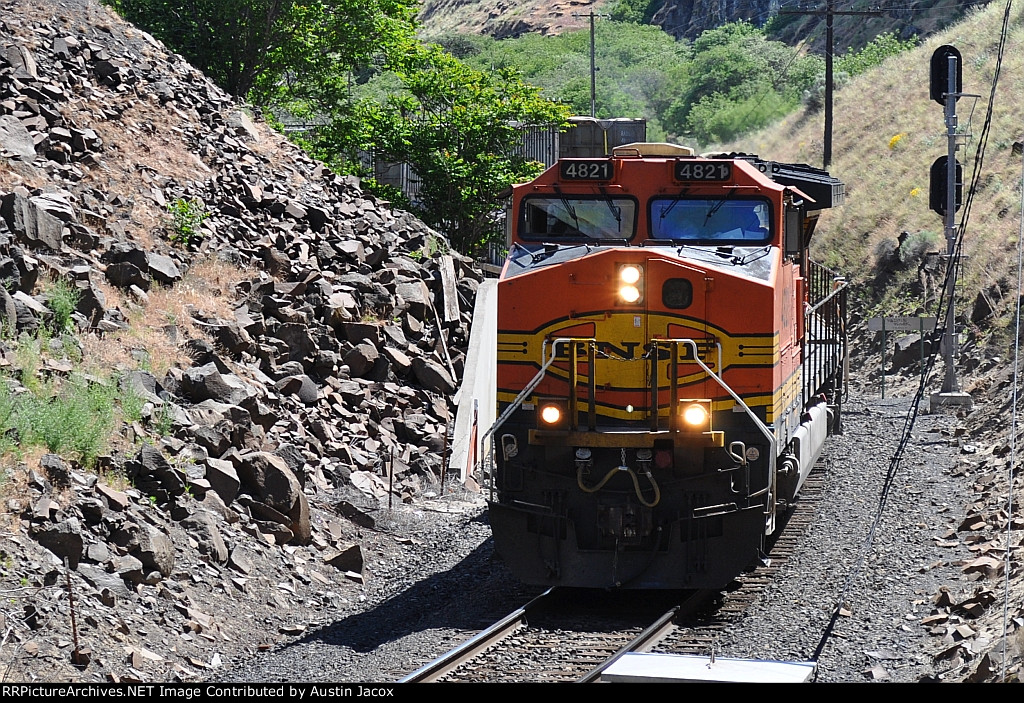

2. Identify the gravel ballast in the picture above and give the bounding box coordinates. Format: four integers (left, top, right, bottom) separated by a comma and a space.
218, 392, 1001, 683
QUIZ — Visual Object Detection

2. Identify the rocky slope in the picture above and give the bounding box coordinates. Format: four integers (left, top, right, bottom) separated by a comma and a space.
0, 0, 482, 683
418, 0, 978, 51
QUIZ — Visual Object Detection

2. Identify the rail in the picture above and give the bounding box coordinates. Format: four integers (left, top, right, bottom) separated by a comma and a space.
398, 588, 554, 683
576, 604, 682, 683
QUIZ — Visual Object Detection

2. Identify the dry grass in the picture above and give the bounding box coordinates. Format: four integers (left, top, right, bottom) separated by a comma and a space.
721, 1, 1024, 352
82, 101, 214, 251
0, 460, 32, 532
0, 446, 73, 530
80, 255, 249, 380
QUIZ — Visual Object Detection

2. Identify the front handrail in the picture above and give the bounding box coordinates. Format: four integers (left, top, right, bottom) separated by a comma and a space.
649, 340, 723, 431
479, 337, 592, 500
654, 338, 778, 528
653, 339, 775, 451
483, 336, 781, 529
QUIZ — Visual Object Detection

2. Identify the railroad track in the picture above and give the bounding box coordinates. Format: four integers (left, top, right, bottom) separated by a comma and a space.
402, 462, 826, 683
400, 588, 711, 683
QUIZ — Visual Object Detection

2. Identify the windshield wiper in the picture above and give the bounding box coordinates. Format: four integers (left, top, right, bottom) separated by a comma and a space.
599, 186, 622, 234
703, 187, 737, 227
675, 243, 740, 265
659, 188, 689, 221
553, 186, 579, 233
737, 246, 773, 266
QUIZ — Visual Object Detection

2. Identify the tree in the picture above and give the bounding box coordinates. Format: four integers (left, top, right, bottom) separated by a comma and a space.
669, 21, 823, 144
607, 0, 661, 24
106, 0, 417, 99
459, 21, 690, 140
836, 32, 918, 77
360, 45, 570, 252
111, 1, 566, 251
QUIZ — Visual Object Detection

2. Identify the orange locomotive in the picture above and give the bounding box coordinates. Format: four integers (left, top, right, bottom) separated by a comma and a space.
486, 143, 847, 589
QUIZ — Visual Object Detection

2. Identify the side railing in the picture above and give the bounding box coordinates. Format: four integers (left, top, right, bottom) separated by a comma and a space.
803, 260, 848, 407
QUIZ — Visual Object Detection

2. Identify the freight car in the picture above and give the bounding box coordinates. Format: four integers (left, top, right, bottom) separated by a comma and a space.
484, 143, 847, 589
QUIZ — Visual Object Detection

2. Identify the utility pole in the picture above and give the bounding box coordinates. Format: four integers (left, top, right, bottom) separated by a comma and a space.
590, 12, 596, 117
780, 2, 881, 168
572, 9, 607, 117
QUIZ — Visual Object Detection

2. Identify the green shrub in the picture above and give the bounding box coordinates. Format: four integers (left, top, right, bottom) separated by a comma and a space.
14, 333, 42, 393
152, 402, 175, 436
836, 32, 918, 77
898, 230, 943, 265
14, 374, 116, 468
118, 378, 146, 424
167, 198, 208, 246
44, 278, 80, 334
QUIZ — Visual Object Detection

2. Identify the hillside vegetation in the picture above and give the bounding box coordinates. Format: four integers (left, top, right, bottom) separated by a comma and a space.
417, 0, 981, 55
723, 1, 1023, 363
442, 20, 914, 144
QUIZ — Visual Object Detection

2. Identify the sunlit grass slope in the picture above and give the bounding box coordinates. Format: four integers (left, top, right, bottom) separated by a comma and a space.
725, 2, 1024, 352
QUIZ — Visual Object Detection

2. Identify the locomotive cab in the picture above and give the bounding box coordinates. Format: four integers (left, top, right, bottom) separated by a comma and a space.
487, 144, 847, 589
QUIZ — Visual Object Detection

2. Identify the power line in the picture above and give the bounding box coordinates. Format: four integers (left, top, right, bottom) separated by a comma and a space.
779, 1, 882, 166
809, 0, 1015, 673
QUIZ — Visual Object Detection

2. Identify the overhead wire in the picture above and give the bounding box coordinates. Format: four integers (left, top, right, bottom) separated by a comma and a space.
810, 0, 1015, 671
1003, 130, 1024, 683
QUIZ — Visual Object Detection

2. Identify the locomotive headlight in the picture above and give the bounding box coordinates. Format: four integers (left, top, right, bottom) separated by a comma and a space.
680, 401, 712, 430
540, 404, 562, 425
620, 265, 642, 285
538, 399, 569, 430
619, 284, 641, 303
617, 264, 644, 304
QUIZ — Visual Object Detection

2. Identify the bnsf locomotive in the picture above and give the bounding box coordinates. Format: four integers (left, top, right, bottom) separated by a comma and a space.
485, 143, 847, 589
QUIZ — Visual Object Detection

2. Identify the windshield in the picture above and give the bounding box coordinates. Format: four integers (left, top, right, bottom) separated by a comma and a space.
650, 197, 772, 244
520, 196, 637, 241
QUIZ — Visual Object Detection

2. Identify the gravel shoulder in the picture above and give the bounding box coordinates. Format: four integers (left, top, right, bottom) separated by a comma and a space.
715, 394, 974, 682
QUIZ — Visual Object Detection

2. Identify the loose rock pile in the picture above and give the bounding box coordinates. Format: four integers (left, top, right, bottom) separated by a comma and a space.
0, 0, 482, 682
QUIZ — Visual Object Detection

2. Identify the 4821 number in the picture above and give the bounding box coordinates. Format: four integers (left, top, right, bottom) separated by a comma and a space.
560, 160, 613, 180
674, 161, 732, 181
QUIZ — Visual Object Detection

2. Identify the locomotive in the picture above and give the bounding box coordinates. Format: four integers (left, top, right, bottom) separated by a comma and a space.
485, 143, 847, 589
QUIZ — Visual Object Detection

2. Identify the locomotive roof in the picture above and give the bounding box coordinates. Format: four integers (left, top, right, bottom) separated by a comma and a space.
515, 145, 845, 211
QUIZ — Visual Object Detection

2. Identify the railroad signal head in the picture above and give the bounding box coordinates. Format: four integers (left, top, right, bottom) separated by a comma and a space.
929, 156, 962, 217
930, 45, 962, 105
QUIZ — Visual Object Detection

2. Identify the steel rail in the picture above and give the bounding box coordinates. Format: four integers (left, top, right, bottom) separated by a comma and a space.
575, 590, 714, 683
398, 588, 553, 683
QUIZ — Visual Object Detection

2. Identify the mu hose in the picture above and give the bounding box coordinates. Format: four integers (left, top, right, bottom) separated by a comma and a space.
577, 465, 661, 508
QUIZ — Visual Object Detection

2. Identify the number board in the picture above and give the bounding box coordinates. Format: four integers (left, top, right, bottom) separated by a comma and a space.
674, 161, 732, 182
560, 159, 613, 181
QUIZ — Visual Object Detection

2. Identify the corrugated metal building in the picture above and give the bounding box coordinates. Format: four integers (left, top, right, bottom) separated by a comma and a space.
519, 117, 647, 167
